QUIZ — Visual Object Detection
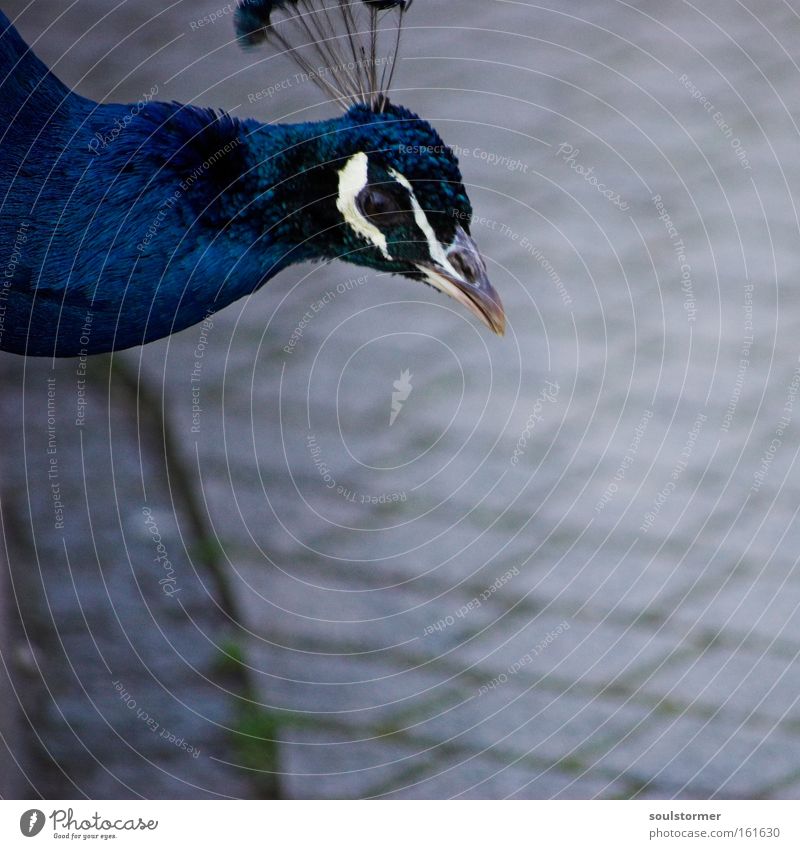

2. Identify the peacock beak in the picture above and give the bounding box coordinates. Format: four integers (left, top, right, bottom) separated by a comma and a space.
416, 226, 505, 336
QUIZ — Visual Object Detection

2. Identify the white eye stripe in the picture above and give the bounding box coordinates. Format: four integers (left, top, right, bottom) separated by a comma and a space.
389, 167, 460, 277
336, 155, 458, 271
336, 153, 392, 260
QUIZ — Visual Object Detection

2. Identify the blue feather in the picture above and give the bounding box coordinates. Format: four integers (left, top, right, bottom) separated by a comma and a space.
0, 10, 488, 356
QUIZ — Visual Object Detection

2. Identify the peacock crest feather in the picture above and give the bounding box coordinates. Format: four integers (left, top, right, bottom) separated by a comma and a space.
234, 0, 413, 110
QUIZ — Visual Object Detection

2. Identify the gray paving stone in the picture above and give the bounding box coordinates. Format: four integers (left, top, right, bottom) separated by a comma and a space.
417, 687, 653, 767
669, 571, 800, 650
764, 778, 800, 801
519, 543, 704, 620
644, 646, 800, 726
387, 754, 629, 799
280, 725, 427, 800
589, 716, 798, 798
457, 614, 679, 692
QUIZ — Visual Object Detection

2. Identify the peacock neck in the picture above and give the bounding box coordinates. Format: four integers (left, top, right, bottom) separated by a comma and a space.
230, 111, 362, 265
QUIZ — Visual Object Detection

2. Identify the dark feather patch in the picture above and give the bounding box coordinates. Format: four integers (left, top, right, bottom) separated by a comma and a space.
235, 0, 294, 47
363, 1, 408, 8
235, 0, 408, 44
234, 0, 413, 108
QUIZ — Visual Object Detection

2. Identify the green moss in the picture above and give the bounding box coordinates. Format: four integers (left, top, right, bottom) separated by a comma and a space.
214, 639, 247, 677
235, 702, 282, 771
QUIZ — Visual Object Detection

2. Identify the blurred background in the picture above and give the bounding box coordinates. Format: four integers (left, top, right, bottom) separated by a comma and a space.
2, 0, 800, 799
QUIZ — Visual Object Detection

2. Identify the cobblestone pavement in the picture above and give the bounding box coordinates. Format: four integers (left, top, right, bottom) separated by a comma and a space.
3, 0, 800, 798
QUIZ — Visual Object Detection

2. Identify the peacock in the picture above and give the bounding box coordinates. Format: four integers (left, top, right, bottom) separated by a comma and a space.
0, 1, 505, 357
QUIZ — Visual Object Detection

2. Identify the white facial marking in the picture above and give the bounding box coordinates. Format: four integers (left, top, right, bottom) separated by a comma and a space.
389, 167, 460, 278
336, 152, 391, 260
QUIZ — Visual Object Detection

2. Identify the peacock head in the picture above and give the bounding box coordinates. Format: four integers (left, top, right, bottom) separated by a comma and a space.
306, 102, 504, 334
237, 0, 505, 334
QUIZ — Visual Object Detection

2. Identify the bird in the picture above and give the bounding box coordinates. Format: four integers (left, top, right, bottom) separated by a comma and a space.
0, 1, 505, 357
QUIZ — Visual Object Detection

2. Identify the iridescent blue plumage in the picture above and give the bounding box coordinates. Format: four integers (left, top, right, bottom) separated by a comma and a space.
0, 6, 502, 357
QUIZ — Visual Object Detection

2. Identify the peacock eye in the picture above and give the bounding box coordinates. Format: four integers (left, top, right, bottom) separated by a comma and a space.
358, 187, 406, 225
